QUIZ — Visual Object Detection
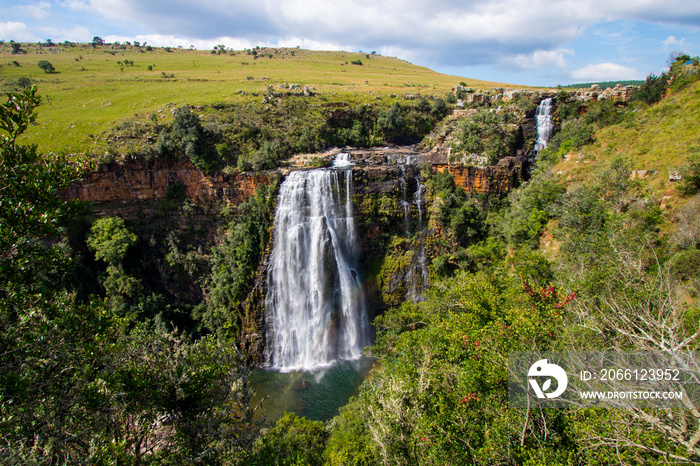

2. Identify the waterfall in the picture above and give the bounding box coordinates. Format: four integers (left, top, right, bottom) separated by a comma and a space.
391, 154, 429, 302
406, 178, 428, 302
534, 97, 554, 153
265, 154, 369, 371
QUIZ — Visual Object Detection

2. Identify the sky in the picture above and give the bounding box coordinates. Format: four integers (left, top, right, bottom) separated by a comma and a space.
2, 0, 700, 86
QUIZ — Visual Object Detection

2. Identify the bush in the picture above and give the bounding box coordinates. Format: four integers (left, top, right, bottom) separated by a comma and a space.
633, 73, 668, 105
37, 60, 55, 73
679, 150, 700, 195
669, 249, 700, 281
452, 109, 518, 164
15, 76, 31, 88
250, 413, 328, 465
156, 106, 220, 171
86, 216, 136, 267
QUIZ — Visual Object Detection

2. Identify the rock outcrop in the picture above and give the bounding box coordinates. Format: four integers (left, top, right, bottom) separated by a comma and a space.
61, 159, 273, 217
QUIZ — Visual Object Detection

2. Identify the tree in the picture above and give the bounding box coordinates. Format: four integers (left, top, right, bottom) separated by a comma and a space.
567, 259, 700, 462
0, 86, 96, 463
86, 216, 143, 316
92, 36, 104, 46
0, 86, 87, 296
250, 413, 328, 465
87, 216, 137, 267
37, 60, 55, 73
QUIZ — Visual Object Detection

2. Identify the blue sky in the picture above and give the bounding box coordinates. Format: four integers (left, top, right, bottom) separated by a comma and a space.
2, 0, 699, 86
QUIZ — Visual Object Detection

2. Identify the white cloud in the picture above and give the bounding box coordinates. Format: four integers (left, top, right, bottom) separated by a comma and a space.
6, 0, 700, 83
509, 49, 574, 70
57, 0, 700, 73
58, 0, 91, 11
12, 2, 51, 20
570, 62, 644, 81
38, 25, 93, 42
662, 35, 686, 51
0, 21, 39, 42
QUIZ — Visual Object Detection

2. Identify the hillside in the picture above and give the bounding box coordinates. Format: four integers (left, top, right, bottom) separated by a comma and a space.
0, 42, 511, 155
552, 79, 700, 206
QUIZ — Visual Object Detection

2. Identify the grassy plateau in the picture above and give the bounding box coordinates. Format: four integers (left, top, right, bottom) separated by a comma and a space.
0, 42, 510, 156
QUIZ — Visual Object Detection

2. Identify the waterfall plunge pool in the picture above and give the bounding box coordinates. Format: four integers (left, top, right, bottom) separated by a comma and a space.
250, 356, 376, 423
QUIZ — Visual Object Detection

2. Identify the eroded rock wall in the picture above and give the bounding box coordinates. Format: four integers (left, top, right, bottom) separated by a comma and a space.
61, 159, 273, 218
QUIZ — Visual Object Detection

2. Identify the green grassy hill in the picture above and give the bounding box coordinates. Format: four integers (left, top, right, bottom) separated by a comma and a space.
0, 42, 509, 155
553, 80, 700, 204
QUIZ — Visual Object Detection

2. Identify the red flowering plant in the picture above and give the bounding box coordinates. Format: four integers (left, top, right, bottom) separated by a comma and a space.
521, 280, 576, 344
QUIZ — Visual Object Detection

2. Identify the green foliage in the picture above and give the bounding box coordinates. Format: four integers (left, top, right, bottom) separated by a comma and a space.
37, 59, 55, 73
499, 171, 565, 248
353, 271, 571, 465
325, 399, 379, 465
0, 86, 88, 303
15, 76, 31, 88
86, 216, 137, 266
86, 217, 144, 317
595, 155, 636, 212
541, 96, 630, 163
452, 108, 519, 164
10, 42, 24, 54
428, 170, 488, 250
156, 106, 220, 171
679, 149, 700, 195
0, 86, 262, 464
668, 55, 700, 93
249, 412, 328, 465
376, 99, 449, 144
633, 73, 669, 105
669, 248, 700, 281
202, 183, 277, 336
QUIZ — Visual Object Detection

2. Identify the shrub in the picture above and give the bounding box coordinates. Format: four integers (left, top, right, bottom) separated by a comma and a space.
669, 249, 700, 281
86, 216, 137, 267
250, 413, 328, 466
37, 60, 55, 73
679, 150, 700, 195
633, 73, 668, 105
15, 77, 31, 88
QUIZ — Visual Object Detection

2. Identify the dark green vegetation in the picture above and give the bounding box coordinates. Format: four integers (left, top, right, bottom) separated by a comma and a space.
111, 95, 450, 172
2, 48, 700, 465
560, 80, 644, 90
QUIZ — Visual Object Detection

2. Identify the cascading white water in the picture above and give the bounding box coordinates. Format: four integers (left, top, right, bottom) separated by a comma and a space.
265, 154, 369, 371
391, 154, 429, 302
406, 178, 428, 302
535, 97, 554, 153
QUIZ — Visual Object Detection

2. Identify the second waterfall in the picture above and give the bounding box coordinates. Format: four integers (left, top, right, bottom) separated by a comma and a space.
265, 154, 370, 372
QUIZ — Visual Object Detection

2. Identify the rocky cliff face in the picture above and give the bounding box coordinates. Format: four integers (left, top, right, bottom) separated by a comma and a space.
61, 159, 273, 218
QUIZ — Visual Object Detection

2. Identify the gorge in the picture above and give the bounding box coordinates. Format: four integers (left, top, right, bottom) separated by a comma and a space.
59, 95, 558, 419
